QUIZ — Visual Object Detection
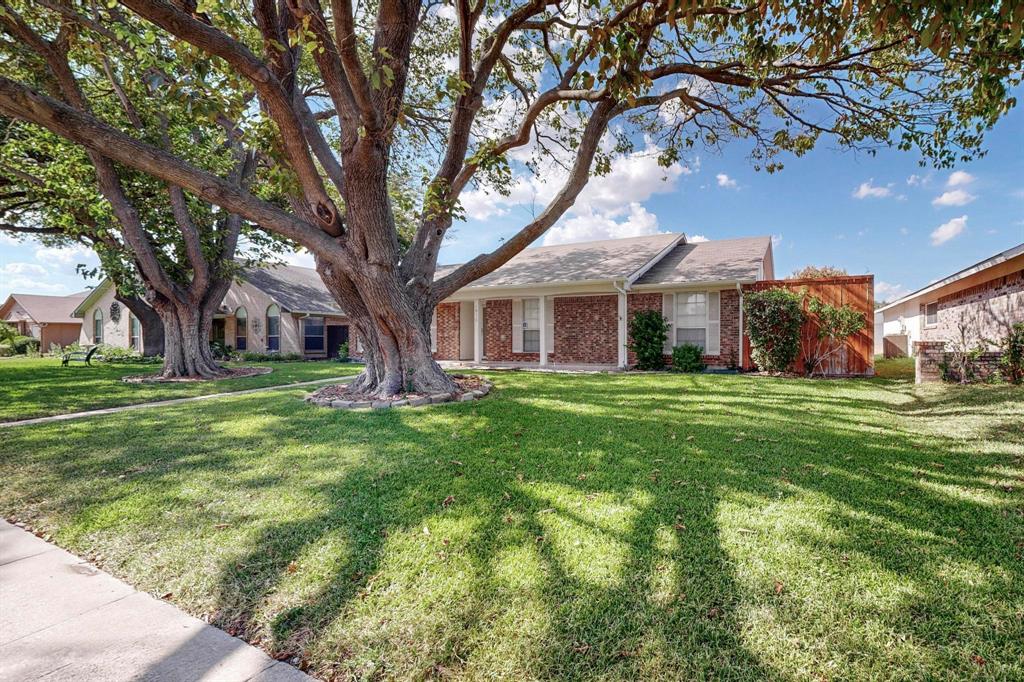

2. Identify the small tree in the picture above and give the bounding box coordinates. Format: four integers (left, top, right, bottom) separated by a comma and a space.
998, 322, 1024, 385
628, 310, 669, 371
941, 321, 987, 384
802, 297, 867, 377
0, 321, 16, 344
744, 289, 805, 374
791, 265, 848, 279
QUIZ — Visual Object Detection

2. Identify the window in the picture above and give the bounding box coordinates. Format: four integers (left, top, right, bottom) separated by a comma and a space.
235, 307, 248, 350
266, 304, 280, 351
128, 315, 140, 351
303, 316, 325, 352
522, 298, 540, 352
925, 302, 938, 327
675, 292, 707, 350
92, 309, 103, 344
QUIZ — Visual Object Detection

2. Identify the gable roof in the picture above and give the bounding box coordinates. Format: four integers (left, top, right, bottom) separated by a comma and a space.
1, 291, 88, 324
242, 265, 344, 315
437, 233, 684, 289
877, 241, 1024, 312
634, 236, 772, 286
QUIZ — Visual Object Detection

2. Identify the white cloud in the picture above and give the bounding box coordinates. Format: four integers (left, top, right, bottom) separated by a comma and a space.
688, 234, 710, 243
852, 179, 892, 199
931, 189, 977, 207
281, 248, 316, 268
906, 174, 923, 186
930, 215, 967, 246
946, 170, 974, 187
716, 173, 737, 189
34, 244, 94, 266
771, 233, 783, 247
542, 203, 663, 246
875, 281, 910, 301
1, 262, 49, 277
899, 227, 909, 235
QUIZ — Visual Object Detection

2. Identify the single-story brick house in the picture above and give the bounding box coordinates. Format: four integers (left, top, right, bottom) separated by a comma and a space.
74, 266, 354, 358
876, 241, 1023, 358
0, 291, 87, 349
430, 233, 774, 368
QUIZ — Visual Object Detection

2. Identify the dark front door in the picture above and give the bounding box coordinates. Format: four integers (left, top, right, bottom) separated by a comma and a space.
327, 325, 349, 358
211, 318, 226, 346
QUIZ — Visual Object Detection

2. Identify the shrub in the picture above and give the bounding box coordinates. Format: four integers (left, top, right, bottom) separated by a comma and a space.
671, 343, 705, 373
234, 350, 305, 362
336, 341, 350, 362
210, 340, 231, 360
96, 344, 143, 363
743, 288, 804, 374
0, 321, 17, 344
802, 296, 866, 377
0, 343, 14, 357
10, 335, 40, 355
627, 309, 668, 370
998, 322, 1024, 385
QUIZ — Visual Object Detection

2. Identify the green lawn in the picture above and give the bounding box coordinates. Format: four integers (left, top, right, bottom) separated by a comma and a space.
1, 370, 1021, 680
0, 356, 362, 422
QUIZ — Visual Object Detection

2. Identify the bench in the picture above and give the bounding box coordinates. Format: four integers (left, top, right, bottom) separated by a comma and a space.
62, 346, 100, 367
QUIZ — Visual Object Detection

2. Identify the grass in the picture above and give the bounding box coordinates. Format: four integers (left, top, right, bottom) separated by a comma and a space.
874, 356, 915, 381
1, 369, 1022, 680
0, 356, 362, 422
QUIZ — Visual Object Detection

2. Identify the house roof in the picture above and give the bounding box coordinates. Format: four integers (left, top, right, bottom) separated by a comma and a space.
1, 292, 88, 324
241, 264, 345, 315
877, 241, 1024, 313
633, 236, 772, 286
437, 233, 685, 289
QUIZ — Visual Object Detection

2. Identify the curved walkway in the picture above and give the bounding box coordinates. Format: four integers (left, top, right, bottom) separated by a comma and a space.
0, 376, 354, 429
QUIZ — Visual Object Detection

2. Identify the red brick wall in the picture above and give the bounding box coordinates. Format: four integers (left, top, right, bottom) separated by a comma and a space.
434, 302, 460, 360
625, 290, 740, 368
553, 295, 618, 364
482, 298, 543, 362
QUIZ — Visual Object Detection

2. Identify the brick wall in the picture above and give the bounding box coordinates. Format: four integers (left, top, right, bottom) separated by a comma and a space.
914, 341, 945, 383
920, 268, 1024, 347
553, 295, 618, 364
481, 299, 543, 362
625, 290, 740, 368
434, 302, 460, 360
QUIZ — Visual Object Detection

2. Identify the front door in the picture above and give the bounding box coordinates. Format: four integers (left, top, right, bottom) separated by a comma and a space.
211, 318, 226, 346
327, 325, 349, 358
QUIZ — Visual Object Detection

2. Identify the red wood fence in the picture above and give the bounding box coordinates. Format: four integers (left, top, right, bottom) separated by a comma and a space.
741, 275, 875, 376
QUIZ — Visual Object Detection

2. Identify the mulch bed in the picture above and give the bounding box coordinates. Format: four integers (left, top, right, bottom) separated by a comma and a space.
307, 374, 492, 409
121, 366, 272, 384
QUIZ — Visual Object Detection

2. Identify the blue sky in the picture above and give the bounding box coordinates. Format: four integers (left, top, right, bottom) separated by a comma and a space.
2, 89, 1022, 304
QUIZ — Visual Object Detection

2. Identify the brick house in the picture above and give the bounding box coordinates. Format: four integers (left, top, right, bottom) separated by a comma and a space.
0, 291, 87, 350
429, 233, 774, 369
876, 241, 1023, 358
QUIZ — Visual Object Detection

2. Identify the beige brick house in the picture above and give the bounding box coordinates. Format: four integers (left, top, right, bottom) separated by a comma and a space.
876, 242, 1024, 357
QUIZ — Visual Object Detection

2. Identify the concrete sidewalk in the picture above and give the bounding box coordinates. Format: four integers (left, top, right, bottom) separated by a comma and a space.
0, 520, 310, 681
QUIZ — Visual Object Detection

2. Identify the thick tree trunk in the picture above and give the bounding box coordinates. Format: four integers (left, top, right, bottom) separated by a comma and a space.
115, 293, 164, 356
151, 296, 226, 379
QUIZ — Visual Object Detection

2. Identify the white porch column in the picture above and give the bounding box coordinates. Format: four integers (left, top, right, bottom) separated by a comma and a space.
538, 295, 548, 366
617, 290, 628, 368
473, 298, 483, 363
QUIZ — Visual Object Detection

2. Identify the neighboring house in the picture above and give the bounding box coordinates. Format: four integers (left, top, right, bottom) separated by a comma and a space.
0, 292, 87, 349
876, 242, 1024, 357
74, 266, 354, 358
431, 233, 774, 368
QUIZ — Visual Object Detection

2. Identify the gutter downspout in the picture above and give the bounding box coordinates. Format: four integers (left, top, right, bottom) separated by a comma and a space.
614, 280, 630, 369
736, 282, 743, 371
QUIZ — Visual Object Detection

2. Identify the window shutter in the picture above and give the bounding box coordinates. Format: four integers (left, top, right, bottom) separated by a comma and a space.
511, 298, 523, 353
662, 292, 675, 353
430, 309, 438, 352
707, 291, 721, 356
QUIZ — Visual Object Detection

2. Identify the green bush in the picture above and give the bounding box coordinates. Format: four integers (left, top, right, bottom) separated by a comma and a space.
743, 288, 805, 374
671, 343, 705, 373
0, 343, 14, 357
234, 350, 304, 362
627, 309, 669, 370
0, 321, 17, 344
210, 340, 231, 360
998, 322, 1024, 384
10, 335, 40, 355
336, 341, 350, 362
96, 344, 143, 363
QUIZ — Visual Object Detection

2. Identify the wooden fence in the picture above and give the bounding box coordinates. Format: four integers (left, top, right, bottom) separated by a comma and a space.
741, 275, 875, 376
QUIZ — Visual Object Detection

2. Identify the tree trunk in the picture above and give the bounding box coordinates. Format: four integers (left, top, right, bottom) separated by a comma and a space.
115, 293, 164, 356
151, 296, 226, 379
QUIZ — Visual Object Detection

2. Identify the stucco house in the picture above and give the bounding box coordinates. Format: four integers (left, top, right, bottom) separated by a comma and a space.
74, 265, 354, 358
0, 291, 87, 349
876, 241, 1024, 357
431, 233, 774, 368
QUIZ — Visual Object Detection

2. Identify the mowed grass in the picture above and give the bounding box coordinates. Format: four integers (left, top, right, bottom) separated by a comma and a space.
0, 356, 362, 421
1, 370, 1022, 680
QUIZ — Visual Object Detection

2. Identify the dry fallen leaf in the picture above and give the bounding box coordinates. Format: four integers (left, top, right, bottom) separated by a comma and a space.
774, 580, 784, 595
286, 561, 298, 574
441, 495, 455, 508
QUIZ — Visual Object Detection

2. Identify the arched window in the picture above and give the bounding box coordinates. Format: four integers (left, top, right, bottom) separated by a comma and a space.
92, 308, 103, 345
266, 304, 280, 351
235, 307, 248, 350
128, 314, 141, 351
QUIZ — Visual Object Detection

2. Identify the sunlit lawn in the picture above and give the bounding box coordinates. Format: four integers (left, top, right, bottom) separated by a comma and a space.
1, 369, 1021, 680
0, 356, 361, 421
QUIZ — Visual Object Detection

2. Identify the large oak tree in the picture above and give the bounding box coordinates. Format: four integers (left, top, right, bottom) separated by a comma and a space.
0, 0, 1021, 394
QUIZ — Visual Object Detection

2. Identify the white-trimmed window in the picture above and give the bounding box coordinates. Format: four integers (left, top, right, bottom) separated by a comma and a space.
235, 307, 248, 350
93, 308, 103, 344
925, 301, 938, 327
303, 316, 325, 353
667, 290, 721, 355
128, 314, 140, 351
266, 304, 281, 351
522, 298, 540, 352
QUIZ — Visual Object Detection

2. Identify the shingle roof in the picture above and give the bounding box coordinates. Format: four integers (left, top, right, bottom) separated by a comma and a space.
2, 292, 88, 324
438, 233, 683, 288
242, 265, 345, 315
634, 236, 772, 285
